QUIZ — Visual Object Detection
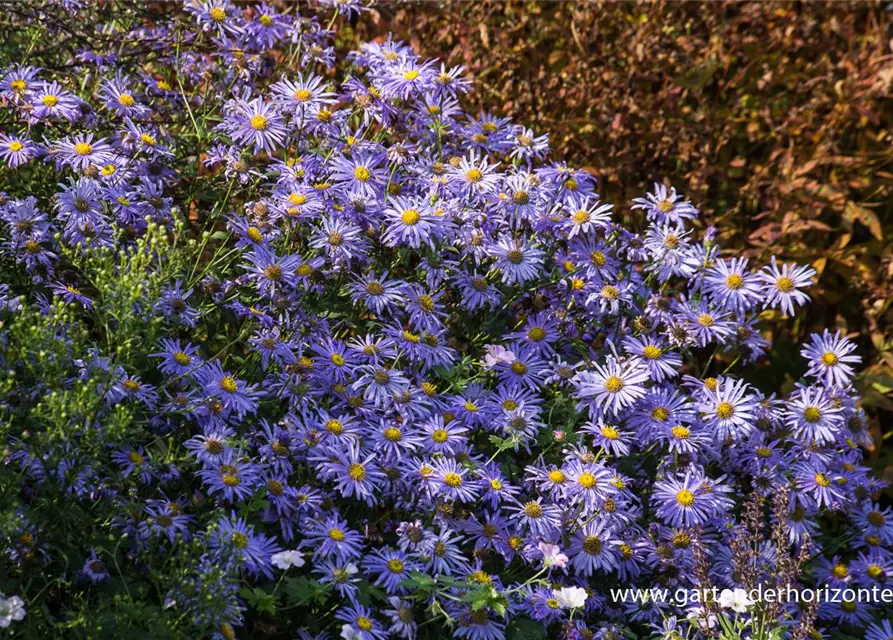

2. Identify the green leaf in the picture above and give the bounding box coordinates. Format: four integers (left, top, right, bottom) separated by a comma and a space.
506, 616, 548, 640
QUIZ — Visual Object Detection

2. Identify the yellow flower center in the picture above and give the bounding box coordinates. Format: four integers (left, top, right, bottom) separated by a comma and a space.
326, 419, 344, 435
401, 209, 420, 225
676, 489, 695, 507
354, 166, 370, 182
716, 401, 735, 420
572, 210, 590, 225
173, 352, 191, 366
74, 142, 93, 156
814, 473, 831, 487
443, 472, 463, 488
601, 425, 620, 440
42, 94, 59, 107
118, 93, 135, 107
664, 234, 680, 250
671, 425, 690, 439
220, 376, 238, 393
775, 276, 795, 293
259, 14, 272, 26
643, 345, 662, 360
657, 199, 674, 213
577, 472, 597, 489
803, 407, 822, 423
8, 141, 23, 152
348, 463, 366, 481
465, 168, 483, 183
601, 285, 620, 300
369, 557, 399, 577
403, 70, 419, 81
209, 7, 226, 22
523, 501, 543, 518
250, 114, 268, 131
511, 361, 528, 375
821, 351, 838, 366
832, 563, 848, 579
725, 274, 744, 290
604, 375, 624, 393
590, 250, 606, 267
583, 535, 602, 554
383, 427, 402, 442
548, 470, 566, 483
697, 313, 714, 327
652, 407, 670, 422
356, 617, 373, 631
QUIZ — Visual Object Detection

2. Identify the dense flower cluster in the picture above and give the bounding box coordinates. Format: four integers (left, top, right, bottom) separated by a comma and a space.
0, 2, 890, 639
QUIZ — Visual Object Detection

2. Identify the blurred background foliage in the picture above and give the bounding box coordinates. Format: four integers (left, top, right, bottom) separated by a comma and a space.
343, 0, 893, 483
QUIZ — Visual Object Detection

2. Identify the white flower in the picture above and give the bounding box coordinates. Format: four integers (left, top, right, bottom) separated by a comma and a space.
0, 595, 26, 628
537, 542, 569, 569
718, 587, 754, 613
483, 344, 515, 369
271, 549, 305, 570
553, 586, 588, 609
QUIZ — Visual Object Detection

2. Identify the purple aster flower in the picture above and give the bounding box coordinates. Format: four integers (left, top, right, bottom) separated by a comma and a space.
155, 280, 199, 327
785, 386, 843, 445
196, 361, 262, 418
318, 442, 386, 505
572, 358, 650, 417
362, 548, 418, 594
0, 134, 39, 167
653, 472, 716, 528
151, 338, 202, 376
209, 513, 281, 579
632, 183, 699, 224
198, 450, 261, 502
303, 514, 364, 563
349, 271, 406, 315
698, 377, 756, 442
704, 257, 761, 312
49, 134, 115, 172
431, 457, 481, 503
758, 256, 816, 316
794, 461, 844, 509
382, 195, 445, 249
489, 236, 545, 286
81, 549, 109, 583
335, 603, 389, 640
330, 150, 386, 198
801, 329, 861, 387
568, 518, 620, 577
221, 97, 286, 155
31, 81, 80, 120
50, 281, 93, 309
